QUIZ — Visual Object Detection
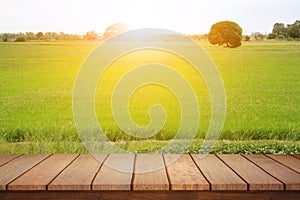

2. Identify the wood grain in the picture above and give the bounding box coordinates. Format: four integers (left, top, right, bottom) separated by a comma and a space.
164, 154, 209, 190
1, 154, 300, 194
218, 154, 283, 191
0, 154, 50, 190
48, 154, 107, 191
244, 154, 300, 190
192, 154, 246, 190
133, 154, 169, 190
93, 154, 135, 190
291, 155, 300, 159
0, 155, 21, 167
266, 155, 300, 173
8, 154, 78, 190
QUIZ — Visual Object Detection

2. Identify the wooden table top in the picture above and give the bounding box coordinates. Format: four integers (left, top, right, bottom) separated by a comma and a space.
0, 154, 299, 192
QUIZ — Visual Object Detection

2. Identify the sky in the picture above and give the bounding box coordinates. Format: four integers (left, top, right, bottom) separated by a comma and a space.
0, 0, 299, 35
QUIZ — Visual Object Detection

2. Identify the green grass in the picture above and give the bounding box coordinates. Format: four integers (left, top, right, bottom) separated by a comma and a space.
0, 140, 299, 154
0, 40, 299, 153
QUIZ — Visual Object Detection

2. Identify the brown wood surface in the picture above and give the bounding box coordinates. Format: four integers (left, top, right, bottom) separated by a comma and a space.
164, 154, 209, 190
244, 154, 300, 190
0, 154, 50, 190
292, 154, 300, 159
0, 154, 300, 193
266, 154, 300, 173
8, 154, 78, 190
217, 154, 283, 191
133, 154, 169, 190
48, 154, 107, 191
192, 154, 247, 191
1, 191, 300, 200
0, 155, 21, 167
93, 154, 135, 190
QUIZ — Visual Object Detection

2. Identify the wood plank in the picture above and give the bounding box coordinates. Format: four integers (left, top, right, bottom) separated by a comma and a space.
164, 154, 209, 190
192, 154, 246, 191
8, 154, 78, 190
266, 155, 300, 173
48, 154, 107, 191
0, 154, 21, 167
291, 154, 300, 159
93, 154, 134, 190
133, 154, 169, 190
1, 191, 300, 200
244, 154, 300, 190
218, 154, 283, 191
0, 154, 50, 190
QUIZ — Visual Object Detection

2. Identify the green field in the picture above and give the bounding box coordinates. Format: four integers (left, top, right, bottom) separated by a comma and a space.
0, 40, 299, 153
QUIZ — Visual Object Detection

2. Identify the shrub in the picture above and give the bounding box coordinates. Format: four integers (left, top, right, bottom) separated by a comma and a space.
267, 33, 276, 39
244, 35, 250, 41
15, 36, 26, 42
277, 34, 286, 40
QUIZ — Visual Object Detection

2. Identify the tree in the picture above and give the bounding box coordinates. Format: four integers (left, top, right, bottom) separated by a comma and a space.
25, 32, 35, 40
287, 20, 300, 39
1, 33, 9, 42
1, 33, 16, 41
44, 32, 58, 41
272, 23, 285, 34
15, 33, 26, 42
68, 34, 81, 41
243, 35, 250, 41
272, 23, 287, 38
208, 21, 242, 48
267, 33, 276, 39
287, 25, 300, 39
252, 32, 264, 40
103, 23, 130, 39
84, 31, 98, 40
36, 32, 44, 40
188, 34, 208, 41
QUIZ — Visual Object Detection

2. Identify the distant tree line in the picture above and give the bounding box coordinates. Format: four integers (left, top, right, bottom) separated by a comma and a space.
0, 31, 209, 42
1, 20, 299, 42
187, 34, 208, 41
267, 20, 300, 40
0, 31, 100, 42
0, 24, 130, 42
231, 20, 300, 42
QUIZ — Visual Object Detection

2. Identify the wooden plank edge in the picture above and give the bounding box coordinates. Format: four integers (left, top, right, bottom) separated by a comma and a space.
264, 154, 300, 174
0, 190, 299, 200
0, 155, 23, 167
189, 154, 212, 190
214, 154, 251, 191
241, 154, 287, 190
1, 154, 52, 191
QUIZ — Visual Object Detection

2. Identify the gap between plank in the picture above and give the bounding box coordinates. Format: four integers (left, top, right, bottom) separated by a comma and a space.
6, 154, 53, 191
162, 154, 171, 190
90, 154, 109, 190
45, 154, 81, 191
264, 155, 300, 175
0, 154, 24, 167
130, 154, 137, 191
241, 154, 286, 191
215, 154, 250, 191
189, 154, 212, 191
